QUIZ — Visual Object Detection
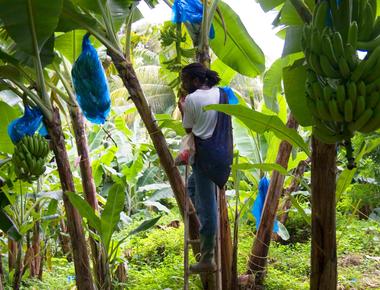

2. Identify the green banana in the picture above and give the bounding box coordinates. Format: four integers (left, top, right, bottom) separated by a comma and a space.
344, 99, 354, 122
364, 59, 380, 83
361, 2, 375, 41
311, 29, 322, 54
322, 34, 338, 64
308, 53, 324, 75
358, 81, 366, 96
362, 46, 380, 79
312, 81, 324, 99
338, 56, 351, 79
328, 99, 344, 121
317, 99, 332, 120
320, 54, 340, 78
313, 1, 329, 31
347, 81, 358, 106
336, 85, 346, 112
344, 44, 359, 70
332, 32, 345, 58
355, 95, 366, 119
366, 77, 380, 93
348, 21, 359, 48
351, 59, 368, 81
370, 17, 380, 40
348, 108, 373, 132
367, 91, 380, 108
302, 25, 312, 51
323, 85, 334, 103
359, 101, 380, 132
307, 98, 320, 118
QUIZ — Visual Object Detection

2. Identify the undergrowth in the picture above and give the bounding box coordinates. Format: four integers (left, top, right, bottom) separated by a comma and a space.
19, 208, 380, 290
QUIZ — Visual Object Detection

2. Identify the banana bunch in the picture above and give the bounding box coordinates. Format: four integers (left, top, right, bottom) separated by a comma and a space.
12, 134, 50, 183
302, 1, 360, 80
302, 0, 380, 168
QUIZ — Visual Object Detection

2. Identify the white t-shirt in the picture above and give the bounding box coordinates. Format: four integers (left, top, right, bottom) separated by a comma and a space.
182, 87, 220, 139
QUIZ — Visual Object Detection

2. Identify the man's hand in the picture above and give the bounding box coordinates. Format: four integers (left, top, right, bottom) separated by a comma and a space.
178, 88, 188, 116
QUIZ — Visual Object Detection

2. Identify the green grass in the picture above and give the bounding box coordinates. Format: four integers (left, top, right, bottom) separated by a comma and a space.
20, 210, 380, 290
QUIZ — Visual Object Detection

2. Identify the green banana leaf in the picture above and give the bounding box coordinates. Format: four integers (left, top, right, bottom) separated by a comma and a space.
72, 0, 135, 31
283, 61, 314, 126
0, 101, 19, 154
256, 0, 284, 12
233, 162, 288, 175
66, 192, 101, 232
128, 215, 162, 236
205, 104, 310, 156
210, 2, 265, 78
0, 191, 21, 241
0, 0, 63, 56
336, 138, 380, 200
101, 183, 126, 251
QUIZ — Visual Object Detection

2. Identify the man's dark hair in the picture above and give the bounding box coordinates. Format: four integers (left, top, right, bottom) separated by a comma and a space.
182, 63, 221, 87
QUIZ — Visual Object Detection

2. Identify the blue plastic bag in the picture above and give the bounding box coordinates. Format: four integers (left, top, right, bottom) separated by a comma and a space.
251, 176, 279, 233
172, 0, 215, 39
7, 105, 44, 144
71, 34, 111, 124
222, 86, 238, 105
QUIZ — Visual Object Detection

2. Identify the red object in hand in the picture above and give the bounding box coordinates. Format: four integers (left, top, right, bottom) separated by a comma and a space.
175, 150, 190, 166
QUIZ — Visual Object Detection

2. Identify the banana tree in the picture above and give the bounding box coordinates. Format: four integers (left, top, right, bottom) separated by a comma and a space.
0, 1, 95, 288
253, 0, 338, 288
55, 0, 204, 279
50, 56, 111, 288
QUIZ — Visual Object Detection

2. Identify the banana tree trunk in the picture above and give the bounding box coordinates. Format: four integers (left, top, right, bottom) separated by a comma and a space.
277, 158, 310, 227
246, 114, 298, 286
31, 220, 41, 278
310, 138, 337, 290
8, 239, 17, 272
58, 219, 72, 261
45, 108, 95, 290
69, 105, 110, 290
12, 241, 22, 290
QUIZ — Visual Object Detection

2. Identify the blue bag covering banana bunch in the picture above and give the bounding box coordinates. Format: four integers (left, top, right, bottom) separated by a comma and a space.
71, 33, 111, 124
12, 134, 50, 183
302, 0, 380, 169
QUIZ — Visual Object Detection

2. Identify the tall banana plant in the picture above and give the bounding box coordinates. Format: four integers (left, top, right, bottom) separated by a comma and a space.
56, 0, 203, 269
0, 1, 95, 289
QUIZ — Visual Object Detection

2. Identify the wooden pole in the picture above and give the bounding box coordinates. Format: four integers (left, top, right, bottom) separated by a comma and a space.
219, 189, 232, 290
310, 137, 337, 290
246, 114, 298, 285
45, 108, 95, 290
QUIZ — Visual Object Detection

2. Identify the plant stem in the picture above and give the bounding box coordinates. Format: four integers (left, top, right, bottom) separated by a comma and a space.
97, 0, 120, 51
124, 6, 136, 61
289, 0, 312, 24
26, 0, 52, 112
207, 0, 220, 33
10, 80, 52, 119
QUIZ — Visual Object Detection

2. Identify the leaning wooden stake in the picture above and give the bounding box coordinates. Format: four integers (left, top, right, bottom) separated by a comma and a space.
310, 137, 337, 290
45, 108, 95, 290
246, 114, 298, 285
